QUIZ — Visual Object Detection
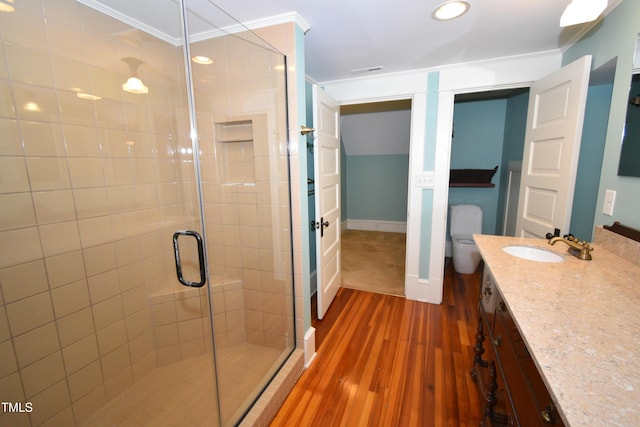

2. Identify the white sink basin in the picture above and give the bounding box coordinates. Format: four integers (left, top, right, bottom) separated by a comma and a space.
502, 245, 564, 263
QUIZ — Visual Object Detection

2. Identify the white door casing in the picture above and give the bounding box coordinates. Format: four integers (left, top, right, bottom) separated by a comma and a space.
313, 85, 341, 319
515, 55, 592, 238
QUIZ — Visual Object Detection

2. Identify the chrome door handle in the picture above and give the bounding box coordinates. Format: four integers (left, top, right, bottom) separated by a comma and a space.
172, 230, 206, 288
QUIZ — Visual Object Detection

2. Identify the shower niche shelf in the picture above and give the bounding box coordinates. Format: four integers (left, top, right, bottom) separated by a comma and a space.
215, 119, 253, 143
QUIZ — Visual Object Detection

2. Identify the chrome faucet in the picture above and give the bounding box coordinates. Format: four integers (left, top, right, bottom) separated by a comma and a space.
547, 234, 593, 260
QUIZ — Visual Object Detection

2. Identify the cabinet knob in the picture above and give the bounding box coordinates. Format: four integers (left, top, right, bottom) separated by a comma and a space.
497, 301, 506, 312
541, 402, 556, 423
493, 335, 502, 347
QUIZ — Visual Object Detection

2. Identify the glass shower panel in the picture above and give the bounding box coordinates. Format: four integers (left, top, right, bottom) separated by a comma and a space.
183, 1, 296, 424
0, 0, 219, 425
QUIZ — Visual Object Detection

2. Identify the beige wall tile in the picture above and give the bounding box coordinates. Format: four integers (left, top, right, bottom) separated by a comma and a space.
156, 344, 180, 366
32, 190, 76, 224
100, 344, 130, 381
28, 380, 71, 426
74, 187, 109, 219
62, 333, 99, 374
175, 296, 202, 322
122, 286, 147, 316
0, 339, 18, 378
68, 157, 105, 188
83, 243, 117, 276
125, 307, 151, 339
117, 262, 146, 292
63, 124, 101, 157
87, 270, 119, 304
38, 220, 82, 257
129, 330, 154, 363
12, 83, 60, 123
96, 320, 127, 355
0, 81, 15, 119
4, 43, 54, 87
0, 157, 30, 194
20, 351, 66, 398
12, 322, 59, 369
0, 260, 48, 303
92, 295, 124, 330
178, 318, 203, 342
0, 118, 21, 155
45, 250, 85, 289
104, 367, 133, 401
114, 237, 143, 267
67, 360, 102, 402
78, 216, 113, 247
72, 385, 107, 425
26, 157, 71, 191
51, 279, 90, 318
19, 120, 65, 157
56, 307, 94, 347
151, 301, 177, 326
58, 90, 96, 127
52, 55, 92, 93
154, 323, 179, 349
1, 6, 47, 50
39, 407, 75, 427
5, 292, 54, 336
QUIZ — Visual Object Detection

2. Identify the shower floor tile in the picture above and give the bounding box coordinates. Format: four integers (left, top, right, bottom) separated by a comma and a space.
82, 343, 283, 427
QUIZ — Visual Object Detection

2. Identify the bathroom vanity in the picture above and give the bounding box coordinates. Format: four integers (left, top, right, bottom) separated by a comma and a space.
471, 231, 640, 426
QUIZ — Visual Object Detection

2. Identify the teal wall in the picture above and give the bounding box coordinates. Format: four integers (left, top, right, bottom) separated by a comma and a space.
345, 154, 409, 221
449, 98, 507, 236
562, 0, 640, 232
419, 73, 439, 279
570, 82, 612, 239
305, 81, 316, 278
341, 138, 348, 223
618, 75, 640, 177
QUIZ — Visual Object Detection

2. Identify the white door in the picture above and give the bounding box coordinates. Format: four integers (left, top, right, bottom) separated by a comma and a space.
313, 85, 341, 319
515, 56, 592, 238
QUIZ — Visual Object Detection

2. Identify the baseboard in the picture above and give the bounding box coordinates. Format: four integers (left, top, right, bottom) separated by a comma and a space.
345, 219, 407, 233
304, 327, 316, 368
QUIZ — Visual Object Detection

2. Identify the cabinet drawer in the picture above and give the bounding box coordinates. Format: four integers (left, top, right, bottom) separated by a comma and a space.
494, 299, 564, 426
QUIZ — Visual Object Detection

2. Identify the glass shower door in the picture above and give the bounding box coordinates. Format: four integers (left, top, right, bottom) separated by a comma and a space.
182, 1, 296, 424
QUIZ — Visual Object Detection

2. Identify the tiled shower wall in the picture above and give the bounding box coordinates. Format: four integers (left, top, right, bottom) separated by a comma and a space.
0, 1, 296, 426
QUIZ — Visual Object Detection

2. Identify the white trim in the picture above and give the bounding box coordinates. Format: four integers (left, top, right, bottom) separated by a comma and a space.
345, 220, 407, 233
304, 327, 316, 368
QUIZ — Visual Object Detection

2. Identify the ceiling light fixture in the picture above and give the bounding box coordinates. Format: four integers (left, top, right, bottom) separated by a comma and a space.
121, 57, 149, 95
432, 0, 471, 21
560, 0, 607, 27
0, 0, 15, 13
192, 55, 213, 65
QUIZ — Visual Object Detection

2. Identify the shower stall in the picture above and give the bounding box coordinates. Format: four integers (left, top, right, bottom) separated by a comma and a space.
0, 0, 297, 425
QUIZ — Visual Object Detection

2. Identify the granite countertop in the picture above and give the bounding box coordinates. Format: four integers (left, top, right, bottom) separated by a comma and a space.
473, 234, 640, 427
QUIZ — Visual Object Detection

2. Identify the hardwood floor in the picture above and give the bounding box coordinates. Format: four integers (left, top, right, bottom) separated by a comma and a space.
270, 260, 484, 426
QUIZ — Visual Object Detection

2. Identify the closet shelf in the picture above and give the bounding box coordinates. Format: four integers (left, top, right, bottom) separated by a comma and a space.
449, 165, 498, 188
450, 183, 495, 188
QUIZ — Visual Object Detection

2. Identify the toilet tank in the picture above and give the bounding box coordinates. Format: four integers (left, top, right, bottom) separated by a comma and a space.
450, 204, 483, 235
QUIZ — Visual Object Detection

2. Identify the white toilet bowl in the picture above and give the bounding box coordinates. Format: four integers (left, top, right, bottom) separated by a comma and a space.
449, 204, 483, 274
451, 234, 482, 274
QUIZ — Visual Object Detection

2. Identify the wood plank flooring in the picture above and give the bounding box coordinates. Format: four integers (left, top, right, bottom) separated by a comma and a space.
270, 261, 484, 426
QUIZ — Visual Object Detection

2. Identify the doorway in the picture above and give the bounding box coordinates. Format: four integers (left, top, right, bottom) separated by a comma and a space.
447, 88, 530, 256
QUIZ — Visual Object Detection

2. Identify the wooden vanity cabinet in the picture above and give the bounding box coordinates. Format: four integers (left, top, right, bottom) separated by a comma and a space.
472, 267, 564, 427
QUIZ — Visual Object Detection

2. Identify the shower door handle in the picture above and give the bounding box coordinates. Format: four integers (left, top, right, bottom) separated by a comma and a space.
172, 230, 206, 288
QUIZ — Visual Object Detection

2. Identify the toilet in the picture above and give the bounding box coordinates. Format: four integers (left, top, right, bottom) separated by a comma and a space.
450, 204, 483, 274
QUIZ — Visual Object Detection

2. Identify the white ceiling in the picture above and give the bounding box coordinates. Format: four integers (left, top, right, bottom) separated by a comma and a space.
91, 0, 622, 83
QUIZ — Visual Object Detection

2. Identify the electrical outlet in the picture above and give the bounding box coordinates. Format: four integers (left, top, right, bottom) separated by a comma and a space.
602, 189, 616, 216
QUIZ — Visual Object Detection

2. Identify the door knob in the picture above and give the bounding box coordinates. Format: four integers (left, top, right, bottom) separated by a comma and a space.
300, 125, 315, 135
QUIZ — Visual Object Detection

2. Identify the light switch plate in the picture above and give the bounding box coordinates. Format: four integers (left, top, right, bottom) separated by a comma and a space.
603, 189, 616, 216
416, 172, 435, 188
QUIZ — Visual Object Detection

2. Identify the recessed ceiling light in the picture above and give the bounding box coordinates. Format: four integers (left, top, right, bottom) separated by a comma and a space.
432, 0, 471, 21
0, 0, 15, 13
192, 55, 213, 65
